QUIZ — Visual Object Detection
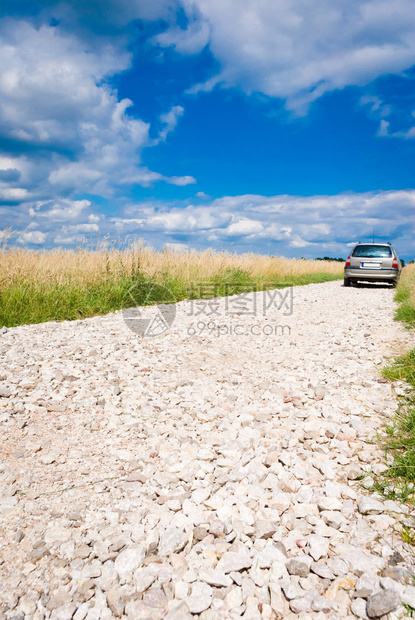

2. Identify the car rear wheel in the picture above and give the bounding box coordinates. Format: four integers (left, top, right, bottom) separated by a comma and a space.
344, 277, 351, 287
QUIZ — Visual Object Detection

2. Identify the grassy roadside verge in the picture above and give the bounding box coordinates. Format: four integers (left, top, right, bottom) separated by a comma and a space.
0, 243, 344, 328
375, 265, 415, 504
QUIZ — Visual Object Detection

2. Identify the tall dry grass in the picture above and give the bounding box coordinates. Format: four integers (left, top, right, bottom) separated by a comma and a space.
0, 244, 343, 288
0, 234, 344, 327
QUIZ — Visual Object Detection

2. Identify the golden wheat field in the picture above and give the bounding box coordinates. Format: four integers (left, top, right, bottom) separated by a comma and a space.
0, 242, 344, 288
0, 231, 346, 327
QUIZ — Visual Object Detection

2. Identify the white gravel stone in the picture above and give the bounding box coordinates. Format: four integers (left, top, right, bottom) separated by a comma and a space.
307, 535, 330, 561
44, 526, 72, 544
379, 577, 405, 595
114, 544, 146, 583
310, 561, 334, 580
225, 586, 243, 609
186, 582, 212, 614
355, 572, 381, 598
358, 497, 385, 515
280, 578, 305, 600
351, 597, 368, 618
158, 528, 188, 556
198, 568, 232, 588
311, 593, 334, 613
216, 551, 252, 573
244, 596, 262, 619
165, 601, 193, 619
269, 583, 286, 617
327, 557, 349, 577
134, 568, 157, 593
401, 586, 415, 609
255, 542, 287, 568
317, 496, 343, 511
1, 281, 414, 619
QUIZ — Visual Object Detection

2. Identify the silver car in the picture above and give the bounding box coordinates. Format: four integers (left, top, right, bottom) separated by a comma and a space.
344, 242, 401, 287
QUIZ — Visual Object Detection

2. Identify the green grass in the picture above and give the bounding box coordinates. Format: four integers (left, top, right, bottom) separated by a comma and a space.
0, 267, 342, 328
395, 294, 415, 328
393, 265, 415, 327
374, 354, 415, 504
374, 269, 415, 505
0, 276, 137, 327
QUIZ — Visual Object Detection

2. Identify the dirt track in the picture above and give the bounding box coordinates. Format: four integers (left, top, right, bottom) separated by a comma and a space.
0, 280, 414, 619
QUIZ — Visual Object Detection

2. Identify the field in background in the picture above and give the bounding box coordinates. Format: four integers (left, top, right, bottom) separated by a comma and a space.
376, 264, 415, 507
0, 239, 344, 327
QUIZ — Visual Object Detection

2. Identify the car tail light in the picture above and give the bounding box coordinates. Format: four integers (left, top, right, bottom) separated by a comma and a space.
345, 257, 351, 266
392, 258, 399, 268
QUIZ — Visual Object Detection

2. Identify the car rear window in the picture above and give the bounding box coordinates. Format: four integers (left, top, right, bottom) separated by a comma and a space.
352, 245, 392, 258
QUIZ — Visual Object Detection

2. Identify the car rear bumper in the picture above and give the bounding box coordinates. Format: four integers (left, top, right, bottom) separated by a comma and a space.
344, 267, 400, 281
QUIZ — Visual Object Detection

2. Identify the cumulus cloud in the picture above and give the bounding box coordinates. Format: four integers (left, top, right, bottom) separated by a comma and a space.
18, 230, 48, 244
156, 0, 415, 113
29, 199, 91, 221
0, 188, 28, 203
0, 21, 130, 150
225, 219, 264, 236
125, 190, 414, 258
0, 17, 193, 213
154, 16, 210, 54
4, 189, 414, 258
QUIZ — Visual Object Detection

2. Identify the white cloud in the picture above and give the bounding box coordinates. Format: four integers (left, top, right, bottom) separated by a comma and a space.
377, 119, 390, 137
158, 0, 415, 112
65, 223, 100, 233
225, 219, 264, 235
18, 230, 48, 244
360, 95, 392, 118
157, 106, 185, 143
167, 175, 197, 186
4, 189, 415, 258
108, 189, 414, 257
154, 17, 210, 54
361, 94, 415, 139
376, 116, 415, 139
0, 188, 28, 201
0, 19, 193, 205
29, 199, 91, 221
53, 234, 87, 245
290, 236, 311, 248
0, 21, 129, 148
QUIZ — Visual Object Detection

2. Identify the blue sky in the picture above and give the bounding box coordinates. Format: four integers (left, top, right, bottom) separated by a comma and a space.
0, 0, 414, 260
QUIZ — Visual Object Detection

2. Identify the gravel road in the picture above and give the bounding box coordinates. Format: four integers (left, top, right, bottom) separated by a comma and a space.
0, 280, 414, 620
